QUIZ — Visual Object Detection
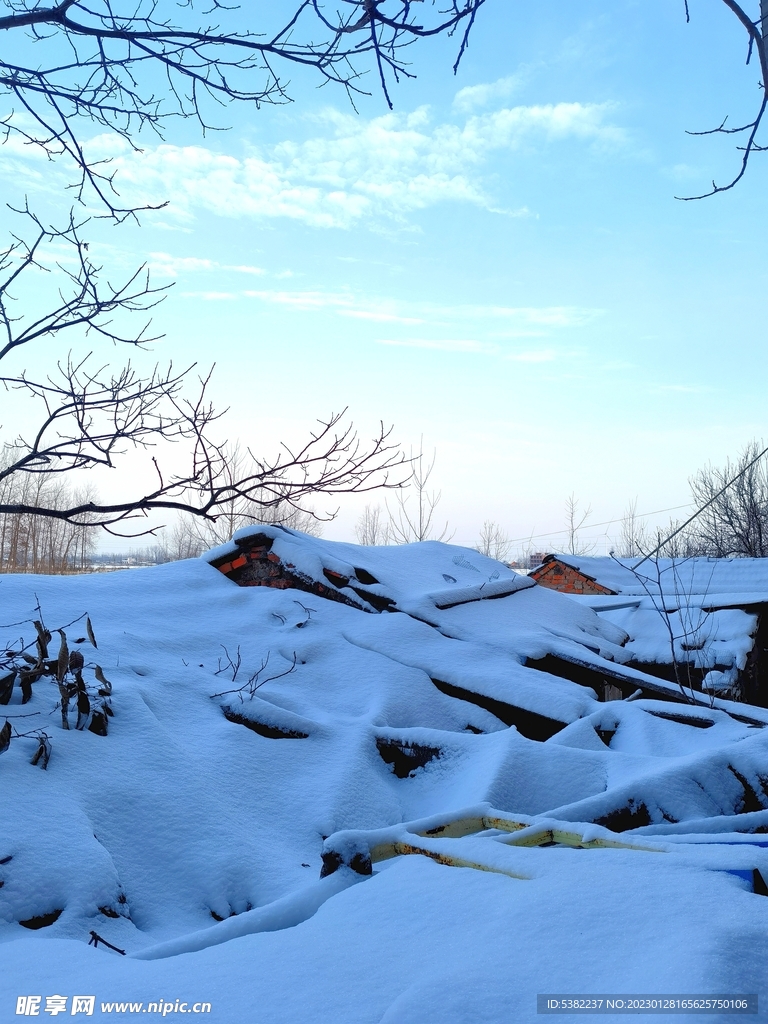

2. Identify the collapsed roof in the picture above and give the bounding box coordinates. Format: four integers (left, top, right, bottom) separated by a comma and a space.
534, 554, 768, 703
1, 528, 768, 1016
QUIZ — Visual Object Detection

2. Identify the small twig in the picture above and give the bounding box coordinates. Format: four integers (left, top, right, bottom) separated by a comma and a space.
88, 931, 125, 955
293, 601, 316, 628
211, 649, 298, 699
250, 651, 298, 692
213, 644, 241, 681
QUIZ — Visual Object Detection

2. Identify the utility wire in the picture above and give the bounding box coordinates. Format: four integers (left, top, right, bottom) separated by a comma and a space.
509, 502, 693, 546
633, 443, 768, 570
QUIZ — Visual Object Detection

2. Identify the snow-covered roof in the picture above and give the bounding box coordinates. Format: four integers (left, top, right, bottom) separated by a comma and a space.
207, 525, 536, 618
549, 553, 768, 604
575, 598, 758, 688
3, 530, 768, 1015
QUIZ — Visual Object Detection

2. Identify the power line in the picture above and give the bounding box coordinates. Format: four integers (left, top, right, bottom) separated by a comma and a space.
508, 503, 694, 546
634, 443, 768, 569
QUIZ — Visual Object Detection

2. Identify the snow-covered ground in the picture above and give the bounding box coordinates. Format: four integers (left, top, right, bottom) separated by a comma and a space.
0, 530, 765, 1021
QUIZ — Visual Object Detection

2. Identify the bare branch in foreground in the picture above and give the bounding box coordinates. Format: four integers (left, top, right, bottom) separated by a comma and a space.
0, 207, 406, 535
678, 1, 768, 199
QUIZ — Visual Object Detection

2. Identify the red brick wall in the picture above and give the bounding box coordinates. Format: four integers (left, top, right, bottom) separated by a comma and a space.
212, 538, 364, 608
531, 560, 614, 595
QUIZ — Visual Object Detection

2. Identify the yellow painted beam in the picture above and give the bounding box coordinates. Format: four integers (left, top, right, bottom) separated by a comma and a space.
390, 841, 531, 880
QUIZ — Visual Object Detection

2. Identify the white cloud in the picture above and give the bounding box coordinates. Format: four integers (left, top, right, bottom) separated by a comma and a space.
655, 383, 712, 394
179, 291, 238, 301
76, 100, 624, 230
241, 288, 602, 334
664, 163, 704, 184
243, 289, 355, 310
228, 264, 267, 276
506, 349, 556, 363
149, 253, 216, 276
453, 74, 527, 113
157, 278, 601, 342
338, 310, 424, 324
148, 252, 266, 278
444, 304, 603, 328
376, 338, 498, 354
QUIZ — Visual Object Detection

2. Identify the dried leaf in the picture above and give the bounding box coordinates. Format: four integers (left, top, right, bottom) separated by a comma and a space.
86, 617, 98, 649
33, 621, 50, 660
0, 721, 10, 755
88, 710, 108, 736
77, 690, 90, 716
0, 670, 15, 706
69, 650, 84, 672
19, 671, 33, 705
56, 631, 69, 683
30, 735, 51, 769
94, 666, 112, 696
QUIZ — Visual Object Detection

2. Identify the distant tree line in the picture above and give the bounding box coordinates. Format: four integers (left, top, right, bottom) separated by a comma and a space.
0, 453, 96, 573
6, 439, 768, 572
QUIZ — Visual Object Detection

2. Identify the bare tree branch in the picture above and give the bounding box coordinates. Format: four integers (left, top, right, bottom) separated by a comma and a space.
0, 204, 166, 363
0, 206, 406, 534
0, 3, 488, 543
678, 1, 768, 199
0, 1, 487, 215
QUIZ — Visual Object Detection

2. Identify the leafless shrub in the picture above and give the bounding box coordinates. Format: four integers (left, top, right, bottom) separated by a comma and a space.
617, 499, 652, 559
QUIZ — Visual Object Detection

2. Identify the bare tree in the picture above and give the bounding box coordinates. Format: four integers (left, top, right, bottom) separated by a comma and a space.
355, 503, 391, 546
564, 493, 595, 556
0, 3, 490, 539
689, 440, 768, 557
386, 440, 452, 544
616, 498, 651, 558
476, 520, 511, 563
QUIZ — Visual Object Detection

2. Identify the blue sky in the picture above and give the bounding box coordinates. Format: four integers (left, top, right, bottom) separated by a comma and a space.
3, 0, 768, 554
